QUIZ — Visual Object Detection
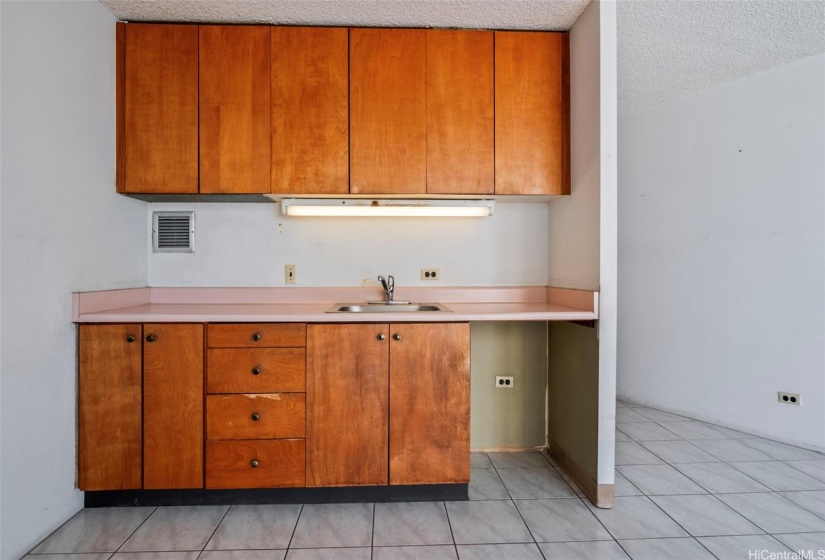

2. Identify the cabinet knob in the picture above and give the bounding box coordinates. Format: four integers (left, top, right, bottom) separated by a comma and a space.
250, 460, 259, 468
393, 333, 401, 341
126, 335, 135, 343
377, 334, 386, 341
146, 335, 155, 342
251, 332, 262, 341
251, 367, 261, 375
251, 413, 260, 421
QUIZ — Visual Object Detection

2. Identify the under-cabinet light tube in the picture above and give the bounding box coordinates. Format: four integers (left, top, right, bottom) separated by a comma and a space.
280, 199, 495, 217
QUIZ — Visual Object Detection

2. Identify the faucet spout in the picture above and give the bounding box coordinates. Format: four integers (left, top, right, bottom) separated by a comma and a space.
378, 275, 395, 303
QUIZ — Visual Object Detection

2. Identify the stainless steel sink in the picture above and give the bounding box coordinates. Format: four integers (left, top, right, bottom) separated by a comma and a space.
326, 302, 451, 313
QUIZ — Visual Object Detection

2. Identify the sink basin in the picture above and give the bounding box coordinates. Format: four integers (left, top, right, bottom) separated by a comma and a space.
326, 302, 451, 313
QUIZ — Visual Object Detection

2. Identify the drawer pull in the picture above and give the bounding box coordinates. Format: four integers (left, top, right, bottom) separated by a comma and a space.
126, 335, 135, 343
146, 334, 155, 342
251, 332, 262, 341
393, 333, 401, 341
251, 367, 261, 375
250, 459, 259, 468
377, 334, 385, 341
251, 413, 260, 422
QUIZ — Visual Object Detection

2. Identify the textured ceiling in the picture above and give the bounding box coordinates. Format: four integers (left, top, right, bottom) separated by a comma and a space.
100, 0, 591, 30
618, 0, 825, 114
100, 0, 825, 115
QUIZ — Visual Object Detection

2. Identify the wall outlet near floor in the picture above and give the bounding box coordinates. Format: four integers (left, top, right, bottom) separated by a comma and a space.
495, 376, 514, 389
421, 268, 440, 281
778, 392, 800, 405
285, 264, 296, 285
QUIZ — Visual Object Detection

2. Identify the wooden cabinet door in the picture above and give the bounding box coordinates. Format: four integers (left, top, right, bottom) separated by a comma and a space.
78, 324, 143, 490
118, 23, 198, 194
200, 26, 271, 193
426, 30, 494, 195
389, 323, 470, 485
143, 324, 204, 489
350, 28, 426, 194
307, 324, 389, 486
495, 32, 570, 195
272, 27, 348, 194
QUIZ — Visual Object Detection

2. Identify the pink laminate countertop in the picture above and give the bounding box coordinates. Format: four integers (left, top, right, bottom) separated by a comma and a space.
73, 286, 598, 323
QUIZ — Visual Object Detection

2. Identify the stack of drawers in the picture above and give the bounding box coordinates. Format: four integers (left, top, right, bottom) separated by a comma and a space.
205, 323, 307, 489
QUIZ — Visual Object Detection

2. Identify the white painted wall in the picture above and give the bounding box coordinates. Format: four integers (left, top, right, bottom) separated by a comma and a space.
547, 0, 617, 487
618, 54, 825, 450
148, 203, 549, 287
0, 2, 148, 558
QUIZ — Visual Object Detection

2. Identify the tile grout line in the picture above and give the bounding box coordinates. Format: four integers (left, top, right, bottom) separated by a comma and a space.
24, 508, 88, 556
112, 506, 159, 555
438, 497, 459, 560
196, 505, 231, 557
370, 502, 375, 560
284, 504, 304, 552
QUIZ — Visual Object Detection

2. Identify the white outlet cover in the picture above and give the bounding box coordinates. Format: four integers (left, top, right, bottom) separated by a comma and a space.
496, 376, 514, 389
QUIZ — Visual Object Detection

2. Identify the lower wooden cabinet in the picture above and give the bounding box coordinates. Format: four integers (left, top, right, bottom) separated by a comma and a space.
307, 323, 390, 487
306, 322, 470, 487
206, 439, 306, 489
78, 324, 143, 490
143, 323, 204, 489
78, 320, 469, 492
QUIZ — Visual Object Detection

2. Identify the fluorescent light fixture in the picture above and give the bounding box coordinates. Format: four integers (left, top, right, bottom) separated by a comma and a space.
280, 199, 495, 217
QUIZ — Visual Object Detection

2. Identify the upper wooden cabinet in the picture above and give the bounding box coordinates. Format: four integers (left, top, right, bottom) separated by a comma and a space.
117, 23, 198, 194
272, 27, 349, 195
495, 31, 570, 195
200, 26, 271, 193
350, 28, 427, 195
426, 30, 494, 195
115, 25, 568, 197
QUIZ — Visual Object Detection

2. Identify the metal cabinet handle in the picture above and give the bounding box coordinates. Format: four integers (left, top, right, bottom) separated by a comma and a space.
251, 333, 262, 341
250, 460, 259, 468
251, 413, 260, 421
251, 367, 261, 375
377, 334, 386, 341
126, 335, 136, 343
146, 335, 155, 342
393, 333, 401, 341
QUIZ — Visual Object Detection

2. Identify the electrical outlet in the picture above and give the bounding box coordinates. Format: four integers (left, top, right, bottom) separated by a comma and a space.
495, 376, 514, 389
285, 264, 296, 285
421, 268, 440, 281
778, 392, 800, 405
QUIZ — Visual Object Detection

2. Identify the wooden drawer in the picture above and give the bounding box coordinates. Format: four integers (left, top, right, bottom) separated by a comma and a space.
206, 439, 305, 489
208, 323, 306, 348
207, 394, 305, 440
208, 348, 305, 393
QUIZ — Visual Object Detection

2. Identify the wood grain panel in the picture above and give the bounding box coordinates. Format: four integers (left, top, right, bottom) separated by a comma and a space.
307, 324, 389, 486
495, 31, 570, 195
426, 30, 494, 195
389, 323, 470, 485
78, 324, 142, 490
272, 27, 348, 194
207, 394, 305, 440
207, 323, 306, 348
206, 439, 305, 489
143, 324, 204, 489
200, 26, 271, 194
207, 348, 305, 394
350, 28, 426, 194
122, 24, 198, 193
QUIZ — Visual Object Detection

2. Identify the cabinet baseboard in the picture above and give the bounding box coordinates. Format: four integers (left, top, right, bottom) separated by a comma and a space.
84, 484, 468, 507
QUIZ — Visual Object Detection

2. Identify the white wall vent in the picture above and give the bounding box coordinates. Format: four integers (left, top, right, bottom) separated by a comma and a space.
153, 211, 194, 253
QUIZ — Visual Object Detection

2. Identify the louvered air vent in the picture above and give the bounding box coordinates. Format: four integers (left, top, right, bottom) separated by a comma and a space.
153, 211, 194, 253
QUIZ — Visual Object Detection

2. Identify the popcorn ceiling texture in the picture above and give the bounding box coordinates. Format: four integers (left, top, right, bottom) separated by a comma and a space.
618, 0, 825, 114
100, 0, 591, 30
100, 0, 825, 115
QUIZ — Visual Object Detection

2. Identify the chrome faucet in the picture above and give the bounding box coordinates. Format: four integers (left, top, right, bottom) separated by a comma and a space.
374, 275, 410, 305
378, 275, 395, 303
